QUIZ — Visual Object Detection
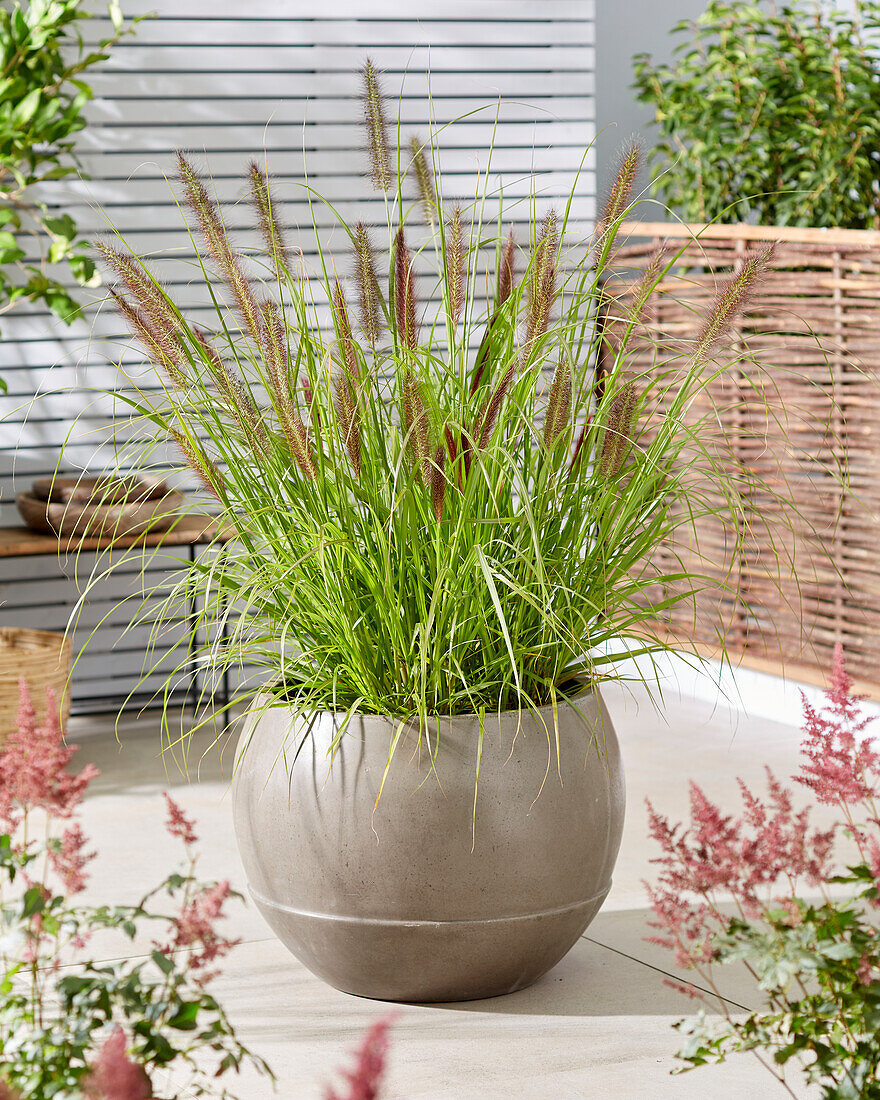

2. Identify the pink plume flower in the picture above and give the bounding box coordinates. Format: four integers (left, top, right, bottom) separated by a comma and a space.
326, 1017, 395, 1100
0, 681, 98, 829
49, 823, 94, 895
84, 1027, 153, 1100
162, 792, 198, 846
162, 879, 240, 985
796, 642, 879, 807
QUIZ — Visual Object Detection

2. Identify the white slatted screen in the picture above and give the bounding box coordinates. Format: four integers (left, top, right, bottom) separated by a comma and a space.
0, 0, 595, 710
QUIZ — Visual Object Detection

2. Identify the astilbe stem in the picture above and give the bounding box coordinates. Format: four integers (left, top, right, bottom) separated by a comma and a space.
176, 152, 265, 349
393, 227, 419, 351
260, 300, 315, 479
352, 222, 382, 346
497, 228, 516, 308
445, 206, 466, 328
693, 244, 775, 364
598, 382, 639, 477
522, 210, 559, 362
543, 356, 572, 449
409, 134, 436, 223
170, 429, 224, 499
247, 160, 290, 279
362, 59, 391, 193
193, 326, 269, 456
110, 289, 187, 391
598, 138, 641, 233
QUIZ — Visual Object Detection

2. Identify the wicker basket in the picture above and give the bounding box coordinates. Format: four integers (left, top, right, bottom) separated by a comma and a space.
606, 221, 880, 696
0, 628, 72, 740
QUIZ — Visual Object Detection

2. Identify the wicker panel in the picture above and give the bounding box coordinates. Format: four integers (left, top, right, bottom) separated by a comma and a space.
607, 222, 880, 692
0, 628, 72, 739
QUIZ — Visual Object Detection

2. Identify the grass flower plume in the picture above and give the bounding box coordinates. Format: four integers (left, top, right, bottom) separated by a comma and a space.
94, 63, 783, 727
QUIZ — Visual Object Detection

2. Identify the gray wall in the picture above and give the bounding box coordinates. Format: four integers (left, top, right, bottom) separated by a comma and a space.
595, 0, 706, 202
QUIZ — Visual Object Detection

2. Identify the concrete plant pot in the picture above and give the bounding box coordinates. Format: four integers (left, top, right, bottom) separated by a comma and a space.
232, 690, 624, 1003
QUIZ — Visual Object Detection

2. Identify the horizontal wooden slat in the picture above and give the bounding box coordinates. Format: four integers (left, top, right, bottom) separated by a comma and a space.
0, 0, 594, 708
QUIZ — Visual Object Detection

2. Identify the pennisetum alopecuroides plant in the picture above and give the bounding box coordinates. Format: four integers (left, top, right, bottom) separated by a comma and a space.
90, 59, 779, 742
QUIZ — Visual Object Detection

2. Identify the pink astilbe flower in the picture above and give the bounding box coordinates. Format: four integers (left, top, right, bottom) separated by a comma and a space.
646, 767, 835, 958
163, 879, 240, 985
796, 642, 879, 807
84, 1027, 153, 1100
163, 792, 198, 847
49, 823, 94, 895
0, 681, 99, 829
0, 1081, 22, 1100
325, 1017, 394, 1100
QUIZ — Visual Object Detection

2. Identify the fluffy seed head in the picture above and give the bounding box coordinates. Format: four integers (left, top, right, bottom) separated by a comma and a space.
248, 160, 290, 277
193, 326, 269, 456
409, 134, 437, 223
393, 227, 419, 351
353, 222, 382, 345
170, 429, 224, 499
97, 242, 183, 359
543, 357, 572, 449
110, 289, 187, 391
402, 371, 431, 481
599, 382, 639, 477
260, 300, 315, 479
176, 151, 264, 348
478, 359, 517, 449
333, 372, 362, 477
628, 245, 668, 327
332, 280, 360, 381
522, 210, 559, 361
429, 444, 446, 521
569, 415, 592, 473
445, 206, 466, 328
693, 244, 775, 364
362, 58, 392, 193
497, 229, 516, 308
599, 138, 642, 231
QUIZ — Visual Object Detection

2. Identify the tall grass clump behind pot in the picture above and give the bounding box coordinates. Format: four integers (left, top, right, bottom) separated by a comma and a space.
94, 64, 774, 734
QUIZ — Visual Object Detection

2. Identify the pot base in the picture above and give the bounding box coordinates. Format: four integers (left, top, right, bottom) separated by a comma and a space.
249, 885, 611, 1003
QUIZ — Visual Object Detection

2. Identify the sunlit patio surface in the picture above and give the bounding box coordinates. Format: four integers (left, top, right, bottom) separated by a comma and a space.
70, 674, 831, 1099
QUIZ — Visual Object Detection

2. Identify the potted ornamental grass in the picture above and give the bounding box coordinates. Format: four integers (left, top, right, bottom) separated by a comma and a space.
93, 62, 776, 1003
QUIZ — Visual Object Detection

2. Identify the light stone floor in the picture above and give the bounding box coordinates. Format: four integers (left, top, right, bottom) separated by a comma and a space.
67, 680, 831, 1100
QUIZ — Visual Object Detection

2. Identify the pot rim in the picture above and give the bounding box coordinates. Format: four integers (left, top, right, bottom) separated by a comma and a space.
248, 677, 602, 727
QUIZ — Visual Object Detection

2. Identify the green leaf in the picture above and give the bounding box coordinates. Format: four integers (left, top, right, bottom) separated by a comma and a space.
151, 949, 175, 975
11, 88, 41, 128
167, 1001, 201, 1030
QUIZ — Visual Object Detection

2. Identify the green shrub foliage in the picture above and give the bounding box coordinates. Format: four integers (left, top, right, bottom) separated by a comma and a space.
633, 1, 880, 228
0, 0, 134, 346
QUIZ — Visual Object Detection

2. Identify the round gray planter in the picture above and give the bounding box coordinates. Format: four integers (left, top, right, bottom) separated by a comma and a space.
232, 691, 625, 1003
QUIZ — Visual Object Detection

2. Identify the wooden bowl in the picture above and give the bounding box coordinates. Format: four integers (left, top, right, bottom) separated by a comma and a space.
31, 474, 170, 506
16, 488, 185, 540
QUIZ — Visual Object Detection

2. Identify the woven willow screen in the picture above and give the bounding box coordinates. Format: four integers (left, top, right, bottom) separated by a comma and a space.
606, 222, 880, 694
